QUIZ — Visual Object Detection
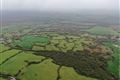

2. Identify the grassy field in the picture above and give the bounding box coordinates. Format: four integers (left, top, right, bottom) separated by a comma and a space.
0, 32, 119, 80
0, 44, 97, 80
18, 59, 58, 80
87, 27, 119, 35
11, 35, 49, 49
12, 34, 88, 52
60, 67, 97, 80
0, 51, 44, 75
0, 49, 20, 64
60, 66, 96, 80
0, 44, 10, 52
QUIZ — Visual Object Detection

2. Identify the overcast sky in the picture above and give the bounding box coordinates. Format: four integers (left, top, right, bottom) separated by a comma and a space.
1, 0, 119, 11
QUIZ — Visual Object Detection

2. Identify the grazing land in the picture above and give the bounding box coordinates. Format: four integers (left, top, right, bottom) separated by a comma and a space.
0, 12, 120, 80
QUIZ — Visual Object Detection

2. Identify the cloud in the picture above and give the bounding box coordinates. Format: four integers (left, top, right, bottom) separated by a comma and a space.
2, 0, 119, 11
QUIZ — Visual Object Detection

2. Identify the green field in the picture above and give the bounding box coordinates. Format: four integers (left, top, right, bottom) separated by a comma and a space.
11, 35, 49, 49
60, 67, 96, 80
18, 59, 58, 80
0, 49, 20, 64
0, 51, 44, 75
87, 27, 119, 35
0, 31, 119, 80
0, 44, 97, 80
11, 34, 93, 53
0, 44, 10, 52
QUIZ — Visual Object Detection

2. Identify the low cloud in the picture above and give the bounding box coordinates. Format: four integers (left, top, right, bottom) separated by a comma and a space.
2, 0, 119, 11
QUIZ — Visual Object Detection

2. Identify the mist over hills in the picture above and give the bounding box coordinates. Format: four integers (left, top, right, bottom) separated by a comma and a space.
1, 10, 119, 26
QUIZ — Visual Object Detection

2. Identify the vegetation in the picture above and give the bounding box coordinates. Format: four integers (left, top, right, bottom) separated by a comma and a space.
0, 24, 119, 80
104, 42, 120, 79
11, 35, 49, 49
0, 44, 10, 52
60, 67, 96, 80
18, 59, 58, 80
36, 51, 113, 80
87, 27, 119, 35
0, 49, 20, 64
0, 50, 45, 79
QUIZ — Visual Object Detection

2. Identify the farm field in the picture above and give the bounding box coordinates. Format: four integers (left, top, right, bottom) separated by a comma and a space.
0, 11, 120, 80
0, 44, 97, 80
0, 23, 120, 80
1, 0, 120, 79
87, 27, 120, 36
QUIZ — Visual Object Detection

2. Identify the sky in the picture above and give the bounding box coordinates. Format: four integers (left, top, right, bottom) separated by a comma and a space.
1, 0, 119, 11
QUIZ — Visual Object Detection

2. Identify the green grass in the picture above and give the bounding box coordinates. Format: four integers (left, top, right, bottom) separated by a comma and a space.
52, 35, 66, 40
0, 51, 44, 75
34, 34, 91, 52
11, 34, 92, 53
32, 46, 45, 51
87, 27, 119, 35
1, 33, 117, 80
50, 39, 59, 45
1, 25, 30, 34
0, 49, 20, 64
0, 77, 6, 80
11, 35, 49, 49
18, 59, 59, 80
31, 34, 87, 52
0, 44, 10, 52
65, 43, 74, 51
60, 66, 97, 80
45, 44, 60, 51
0, 48, 96, 80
